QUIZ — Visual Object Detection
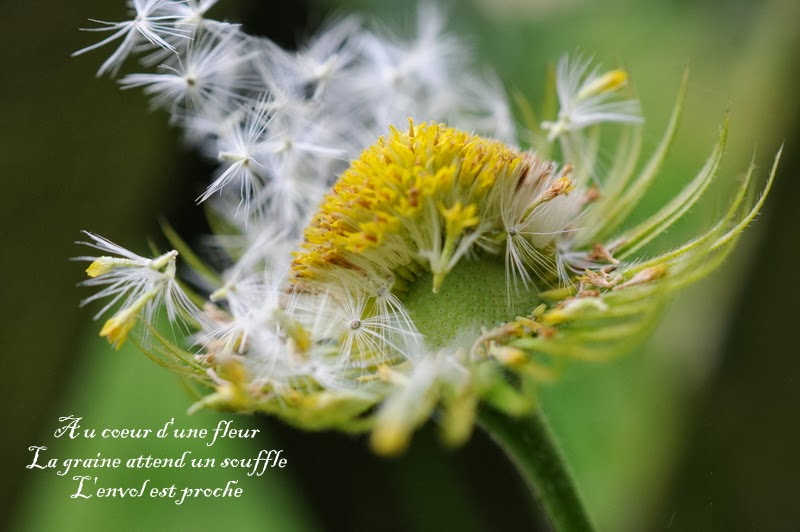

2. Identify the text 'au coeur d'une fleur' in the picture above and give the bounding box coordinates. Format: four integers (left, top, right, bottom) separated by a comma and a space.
26, 415, 287, 505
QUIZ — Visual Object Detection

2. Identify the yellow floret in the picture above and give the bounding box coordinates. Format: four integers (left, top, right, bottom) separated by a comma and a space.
100, 308, 137, 348
577, 69, 629, 100
292, 121, 529, 290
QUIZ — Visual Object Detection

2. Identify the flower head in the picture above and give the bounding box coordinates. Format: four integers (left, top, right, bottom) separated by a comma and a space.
75, 1, 778, 454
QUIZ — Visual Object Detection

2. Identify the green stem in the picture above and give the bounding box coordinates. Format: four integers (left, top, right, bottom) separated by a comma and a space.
478, 406, 596, 532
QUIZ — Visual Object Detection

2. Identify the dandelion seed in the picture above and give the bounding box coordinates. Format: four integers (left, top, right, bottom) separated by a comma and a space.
542, 55, 642, 142
279, 15, 364, 99
77, 231, 203, 347
120, 28, 258, 114
199, 95, 277, 205
73, 0, 191, 77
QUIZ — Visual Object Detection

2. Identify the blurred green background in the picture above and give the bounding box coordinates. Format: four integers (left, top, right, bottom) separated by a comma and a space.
1, 0, 798, 530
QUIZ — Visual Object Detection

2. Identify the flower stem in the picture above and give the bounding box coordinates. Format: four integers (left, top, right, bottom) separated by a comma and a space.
478, 406, 596, 532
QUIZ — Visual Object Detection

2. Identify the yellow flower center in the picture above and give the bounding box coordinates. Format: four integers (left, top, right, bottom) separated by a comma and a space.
287, 121, 580, 354
292, 121, 535, 293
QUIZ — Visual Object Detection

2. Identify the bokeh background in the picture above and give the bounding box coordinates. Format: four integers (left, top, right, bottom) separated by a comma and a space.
2, 0, 798, 530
